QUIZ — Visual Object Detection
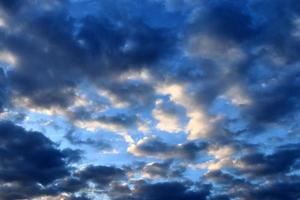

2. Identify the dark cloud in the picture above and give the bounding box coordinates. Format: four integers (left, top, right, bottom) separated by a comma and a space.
246, 180, 300, 200
210, 195, 231, 200
76, 13, 176, 75
0, 0, 23, 12
204, 169, 251, 199
188, 1, 256, 42
62, 148, 83, 163
76, 165, 125, 188
54, 177, 88, 194
110, 181, 211, 200
248, 0, 300, 64
0, 0, 300, 199
0, 0, 176, 110
0, 1, 175, 113
0, 68, 7, 111
96, 113, 138, 128
129, 136, 207, 160
245, 68, 300, 128
174, 0, 300, 133
108, 182, 132, 200
0, 121, 70, 185
238, 143, 300, 176
0, 121, 84, 199
141, 160, 186, 179
65, 129, 112, 150
102, 80, 156, 109
205, 170, 247, 186
69, 194, 92, 200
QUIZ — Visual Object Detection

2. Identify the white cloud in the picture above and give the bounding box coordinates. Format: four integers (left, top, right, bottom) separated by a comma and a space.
186, 34, 246, 66
196, 145, 235, 171
0, 51, 18, 66
98, 89, 129, 108
156, 83, 219, 139
0, 17, 6, 28
118, 69, 152, 82
224, 85, 251, 106
152, 99, 184, 133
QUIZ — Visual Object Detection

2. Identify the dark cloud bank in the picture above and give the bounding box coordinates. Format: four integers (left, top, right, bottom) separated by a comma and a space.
0, 0, 300, 199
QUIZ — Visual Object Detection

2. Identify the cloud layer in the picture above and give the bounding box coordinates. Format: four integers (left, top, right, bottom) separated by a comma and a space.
0, 0, 300, 199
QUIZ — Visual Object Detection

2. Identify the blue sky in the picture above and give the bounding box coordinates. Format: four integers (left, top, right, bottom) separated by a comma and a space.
0, 0, 300, 199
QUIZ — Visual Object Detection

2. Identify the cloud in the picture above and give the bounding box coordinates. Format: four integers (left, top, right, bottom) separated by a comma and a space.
0, 121, 70, 184
75, 165, 125, 189
0, 121, 82, 199
64, 129, 112, 150
152, 98, 186, 133
245, 179, 300, 200
109, 181, 211, 200
128, 136, 207, 160
0, 0, 176, 112
0, 0, 300, 199
204, 170, 250, 197
0, 68, 8, 112
157, 83, 219, 139
245, 68, 300, 129
140, 160, 186, 179
237, 143, 300, 176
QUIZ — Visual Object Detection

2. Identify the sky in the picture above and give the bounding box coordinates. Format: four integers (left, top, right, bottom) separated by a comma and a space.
0, 0, 300, 199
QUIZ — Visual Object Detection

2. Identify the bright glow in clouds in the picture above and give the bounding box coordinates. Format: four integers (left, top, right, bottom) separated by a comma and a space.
74, 120, 135, 144
152, 99, 183, 133
157, 83, 218, 139
0, 51, 18, 66
197, 145, 235, 171
0, 17, 5, 28
186, 34, 246, 66
225, 85, 251, 106
118, 69, 152, 82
